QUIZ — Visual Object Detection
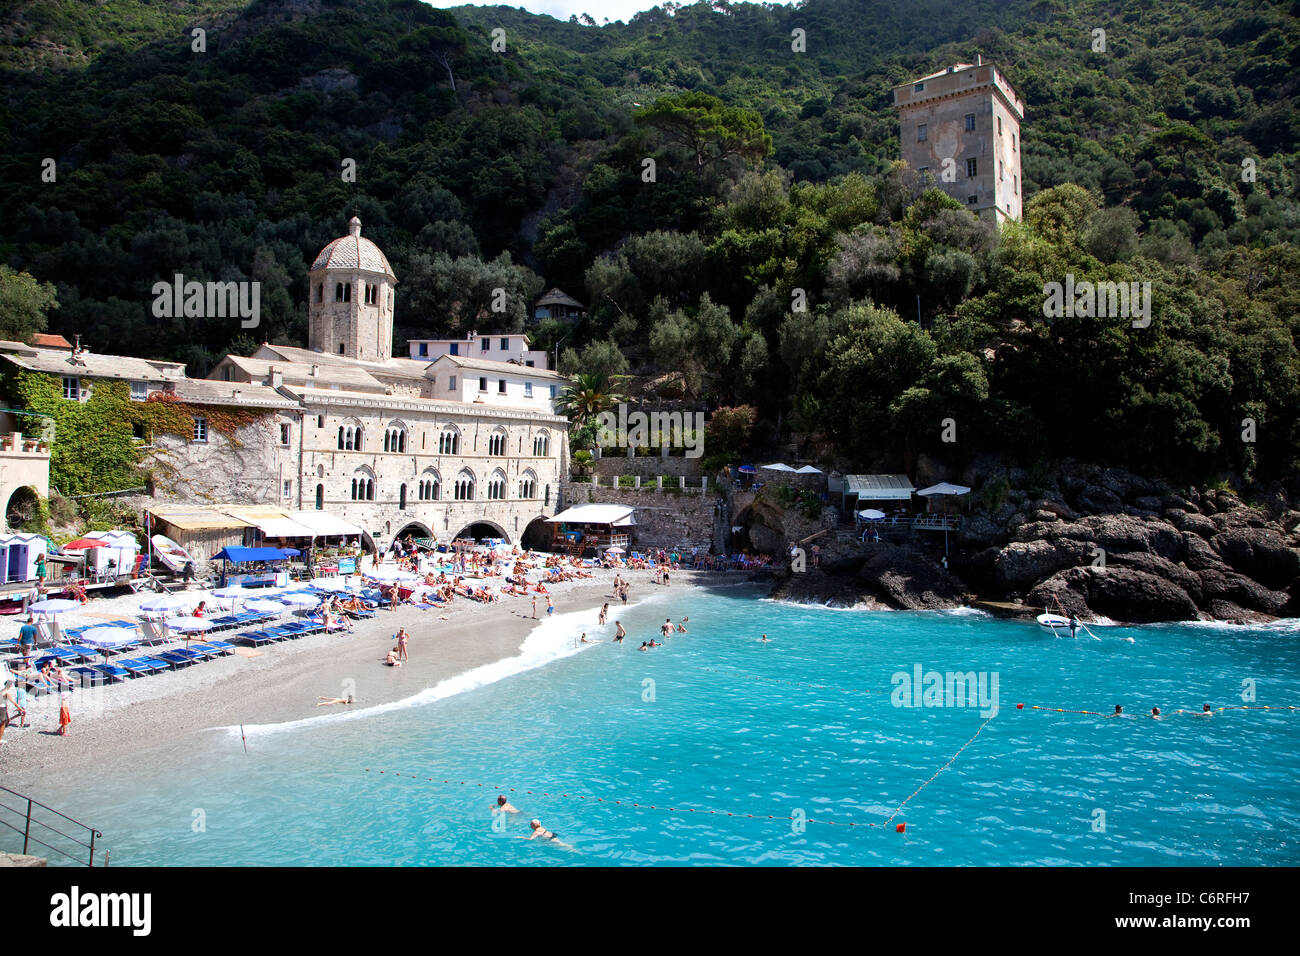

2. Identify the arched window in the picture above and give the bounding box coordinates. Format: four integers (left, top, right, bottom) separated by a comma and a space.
518, 470, 537, 500
533, 431, 549, 457
399, 484, 407, 510
351, 468, 376, 501
453, 470, 475, 501
439, 427, 460, 456
487, 427, 508, 456
487, 469, 507, 500
315, 484, 324, 509
316, 284, 323, 303
384, 422, 408, 454
418, 469, 441, 501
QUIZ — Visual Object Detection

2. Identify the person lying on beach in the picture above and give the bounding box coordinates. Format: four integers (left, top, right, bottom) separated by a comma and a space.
495, 796, 520, 813
316, 695, 354, 706
384, 649, 402, 667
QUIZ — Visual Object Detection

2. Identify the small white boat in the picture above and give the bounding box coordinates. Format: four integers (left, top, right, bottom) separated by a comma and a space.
151, 534, 195, 573
1037, 613, 1074, 631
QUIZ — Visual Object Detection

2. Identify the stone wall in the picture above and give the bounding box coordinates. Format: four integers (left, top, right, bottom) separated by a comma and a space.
588, 448, 702, 479
560, 481, 721, 552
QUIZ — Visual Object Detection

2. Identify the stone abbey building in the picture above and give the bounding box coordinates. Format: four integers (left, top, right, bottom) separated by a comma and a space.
1, 218, 571, 555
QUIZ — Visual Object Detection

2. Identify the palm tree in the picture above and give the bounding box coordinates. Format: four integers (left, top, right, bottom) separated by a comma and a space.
555, 372, 628, 428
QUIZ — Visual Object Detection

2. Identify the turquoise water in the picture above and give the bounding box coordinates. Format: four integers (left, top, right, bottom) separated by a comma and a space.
21, 585, 1300, 865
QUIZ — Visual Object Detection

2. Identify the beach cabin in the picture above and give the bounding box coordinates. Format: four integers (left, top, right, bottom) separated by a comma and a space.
840, 474, 915, 516
545, 504, 635, 556
83, 530, 141, 579
148, 506, 252, 566
0, 532, 47, 585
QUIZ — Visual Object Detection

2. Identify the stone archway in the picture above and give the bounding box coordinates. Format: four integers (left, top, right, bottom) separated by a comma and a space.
521, 515, 553, 551
392, 520, 433, 545
453, 519, 510, 544
4, 485, 41, 532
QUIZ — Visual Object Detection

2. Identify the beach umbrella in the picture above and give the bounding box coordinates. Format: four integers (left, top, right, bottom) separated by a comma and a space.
605, 545, 625, 554
737, 464, 757, 474
858, 509, 886, 520
61, 538, 107, 551
28, 599, 80, 614
245, 599, 286, 614
167, 615, 212, 649
140, 594, 191, 613
920, 481, 972, 556
279, 592, 321, 608
212, 585, 253, 599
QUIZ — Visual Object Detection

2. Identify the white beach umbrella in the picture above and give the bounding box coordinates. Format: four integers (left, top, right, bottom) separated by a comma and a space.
279, 592, 321, 608
167, 615, 213, 649
245, 599, 286, 613
29, 599, 79, 614
309, 578, 352, 592
140, 594, 191, 613
212, 585, 253, 600
605, 546, 625, 554
858, 509, 886, 520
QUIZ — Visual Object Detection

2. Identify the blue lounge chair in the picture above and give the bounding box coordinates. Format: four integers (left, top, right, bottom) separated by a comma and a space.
69, 666, 110, 687
154, 651, 196, 668
115, 658, 161, 677
94, 663, 132, 682
234, 631, 273, 648
199, 640, 236, 655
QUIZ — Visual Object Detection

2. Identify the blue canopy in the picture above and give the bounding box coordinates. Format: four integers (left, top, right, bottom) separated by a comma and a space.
213, 546, 300, 563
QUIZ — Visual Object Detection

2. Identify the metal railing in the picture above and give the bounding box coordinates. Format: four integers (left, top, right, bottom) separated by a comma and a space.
0, 785, 103, 866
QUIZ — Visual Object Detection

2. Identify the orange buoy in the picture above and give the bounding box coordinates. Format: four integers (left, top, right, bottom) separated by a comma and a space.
896, 823, 906, 833
1017, 703, 1024, 709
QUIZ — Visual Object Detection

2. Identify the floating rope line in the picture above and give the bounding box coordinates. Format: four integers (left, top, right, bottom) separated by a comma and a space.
1017, 703, 1299, 716
362, 715, 995, 834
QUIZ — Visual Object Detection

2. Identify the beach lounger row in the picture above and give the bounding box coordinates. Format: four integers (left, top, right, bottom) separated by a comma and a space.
64, 641, 238, 686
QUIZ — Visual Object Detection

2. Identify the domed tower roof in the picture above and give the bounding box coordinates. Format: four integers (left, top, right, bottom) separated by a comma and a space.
310, 217, 396, 280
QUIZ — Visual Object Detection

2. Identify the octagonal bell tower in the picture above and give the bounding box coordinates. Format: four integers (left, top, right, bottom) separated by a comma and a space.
308, 216, 397, 362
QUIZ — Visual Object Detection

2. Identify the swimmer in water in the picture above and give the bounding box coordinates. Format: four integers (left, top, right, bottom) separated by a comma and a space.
579, 631, 592, 644
1108, 705, 1124, 717
614, 621, 626, 644
1192, 703, 1212, 717
1150, 706, 1162, 720
661, 618, 673, 639
638, 641, 649, 652
527, 819, 571, 848
677, 617, 688, 633
495, 795, 520, 813
761, 633, 769, 642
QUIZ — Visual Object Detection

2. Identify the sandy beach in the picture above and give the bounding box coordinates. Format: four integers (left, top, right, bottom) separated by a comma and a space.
0, 566, 722, 791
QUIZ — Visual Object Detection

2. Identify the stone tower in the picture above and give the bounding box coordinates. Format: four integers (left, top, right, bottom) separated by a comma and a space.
893, 58, 1025, 223
308, 217, 397, 362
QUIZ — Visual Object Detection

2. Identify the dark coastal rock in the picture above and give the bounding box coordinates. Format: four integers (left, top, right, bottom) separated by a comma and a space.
1106, 552, 1204, 606
1029, 566, 1199, 622
1210, 507, 1269, 532
994, 538, 1091, 590
1012, 514, 1184, 560
1196, 568, 1291, 616
768, 568, 881, 608
1164, 508, 1220, 538
1182, 532, 1229, 572
1074, 484, 1123, 514
1209, 528, 1300, 590
1203, 600, 1276, 625
857, 543, 966, 610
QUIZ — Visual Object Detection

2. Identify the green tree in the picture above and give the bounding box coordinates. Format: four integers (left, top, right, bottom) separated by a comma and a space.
0, 266, 58, 342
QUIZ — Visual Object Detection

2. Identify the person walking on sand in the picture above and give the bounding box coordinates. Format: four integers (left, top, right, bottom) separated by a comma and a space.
17, 616, 38, 667
614, 621, 626, 644
396, 627, 410, 661
58, 691, 71, 736
0, 681, 25, 747
532, 595, 537, 619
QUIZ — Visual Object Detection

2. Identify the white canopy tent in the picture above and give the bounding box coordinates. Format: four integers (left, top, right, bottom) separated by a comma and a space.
794, 465, 824, 474
546, 504, 636, 527
760, 463, 797, 472
917, 482, 971, 556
